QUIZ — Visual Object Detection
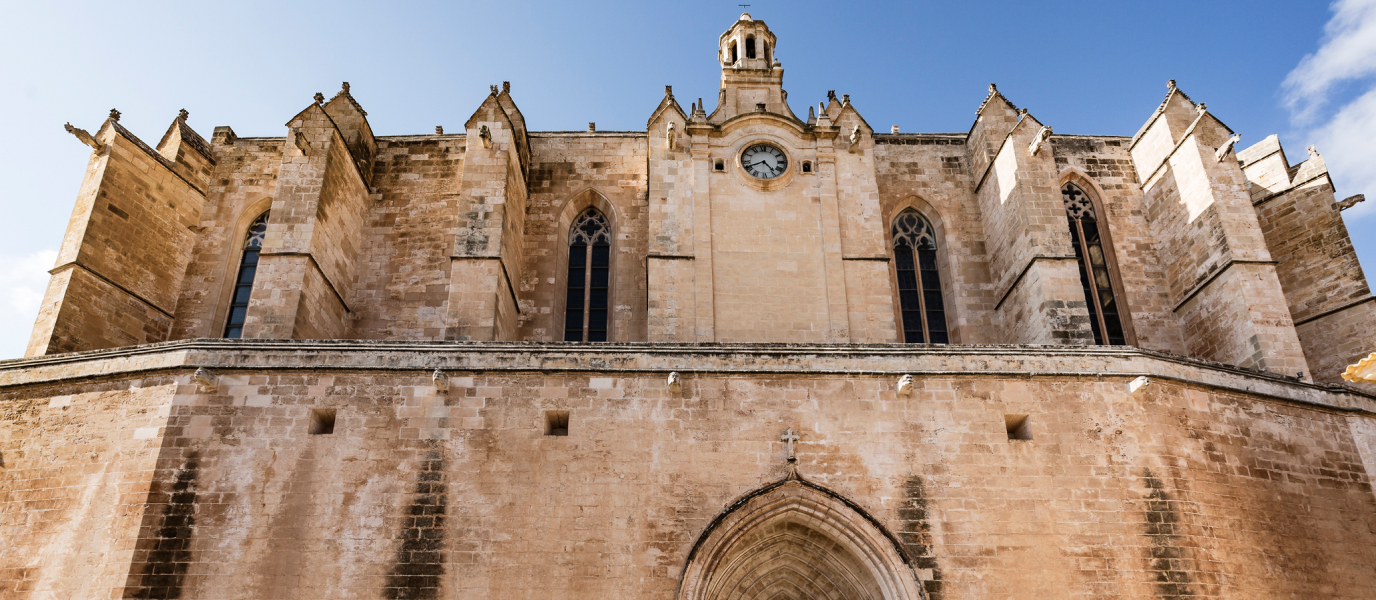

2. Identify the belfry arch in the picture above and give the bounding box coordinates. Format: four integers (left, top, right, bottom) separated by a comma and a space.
679, 478, 926, 600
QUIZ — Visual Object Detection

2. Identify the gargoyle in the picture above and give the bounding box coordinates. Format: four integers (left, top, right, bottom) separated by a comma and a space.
479, 125, 492, 149
1338, 194, 1365, 211
1215, 133, 1241, 162
848, 124, 861, 153
666, 121, 676, 149
64, 123, 103, 152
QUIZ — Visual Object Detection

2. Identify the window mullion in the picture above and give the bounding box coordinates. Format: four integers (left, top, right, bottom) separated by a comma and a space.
583, 244, 593, 342
913, 251, 930, 343
1077, 220, 1108, 343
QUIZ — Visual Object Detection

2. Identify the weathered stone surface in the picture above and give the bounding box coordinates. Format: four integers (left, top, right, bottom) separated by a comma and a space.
3, 341, 1376, 599
12, 13, 1376, 599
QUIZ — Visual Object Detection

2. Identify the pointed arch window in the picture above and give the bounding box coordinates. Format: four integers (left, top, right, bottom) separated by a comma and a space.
223, 211, 269, 339
1063, 183, 1126, 345
891, 209, 948, 344
564, 209, 611, 342
745, 37, 757, 59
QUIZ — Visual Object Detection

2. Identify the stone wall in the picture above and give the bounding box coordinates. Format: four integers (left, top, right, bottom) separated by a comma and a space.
350, 135, 466, 340
1052, 136, 1186, 354
2, 341, 1375, 599
171, 134, 283, 340
519, 133, 649, 342
874, 135, 994, 344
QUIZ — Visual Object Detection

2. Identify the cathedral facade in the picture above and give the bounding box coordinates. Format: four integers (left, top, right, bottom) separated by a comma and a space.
4, 14, 1376, 600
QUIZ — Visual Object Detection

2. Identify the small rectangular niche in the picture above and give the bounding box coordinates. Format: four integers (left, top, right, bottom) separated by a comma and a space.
1004, 414, 1032, 441
309, 408, 336, 435
545, 410, 570, 436
714, 159, 725, 171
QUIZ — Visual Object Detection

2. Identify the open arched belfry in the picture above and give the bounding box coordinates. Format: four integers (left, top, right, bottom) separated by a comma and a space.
5, 13, 1376, 600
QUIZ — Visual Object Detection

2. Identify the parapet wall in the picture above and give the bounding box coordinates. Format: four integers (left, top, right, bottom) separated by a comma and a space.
2, 340, 1375, 599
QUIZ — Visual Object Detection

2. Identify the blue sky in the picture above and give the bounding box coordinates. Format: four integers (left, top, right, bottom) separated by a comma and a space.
0, 0, 1372, 358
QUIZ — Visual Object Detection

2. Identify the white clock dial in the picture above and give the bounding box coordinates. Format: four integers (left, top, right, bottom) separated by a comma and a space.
741, 143, 788, 179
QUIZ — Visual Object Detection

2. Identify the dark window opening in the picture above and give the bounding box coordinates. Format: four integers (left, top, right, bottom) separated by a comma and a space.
309, 408, 336, 435
730, 42, 738, 64
1005, 414, 1031, 440
545, 410, 570, 436
714, 159, 725, 171
564, 209, 611, 342
891, 209, 947, 344
801, 161, 812, 173
764, 42, 771, 64
224, 211, 269, 338
745, 37, 756, 59
1063, 183, 1126, 345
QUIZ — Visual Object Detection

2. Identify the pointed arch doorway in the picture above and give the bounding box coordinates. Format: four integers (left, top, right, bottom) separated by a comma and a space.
679, 478, 927, 600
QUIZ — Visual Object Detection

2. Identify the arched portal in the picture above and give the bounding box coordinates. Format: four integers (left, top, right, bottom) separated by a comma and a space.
679, 479, 926, 600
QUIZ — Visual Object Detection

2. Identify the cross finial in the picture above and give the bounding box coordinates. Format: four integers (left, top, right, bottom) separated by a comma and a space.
313, 92, 324, 105
780, 428, 799, 463
739, 4, 750, 9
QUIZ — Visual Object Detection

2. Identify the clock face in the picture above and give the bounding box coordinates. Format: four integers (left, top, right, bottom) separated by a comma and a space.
741, 143, 788, 179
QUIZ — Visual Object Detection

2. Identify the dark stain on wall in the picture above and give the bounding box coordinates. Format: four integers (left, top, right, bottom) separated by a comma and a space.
897, 475, 942, 600
381, 446, 448, 600
127, 452, 200, 599
1142, 469, 1193, 598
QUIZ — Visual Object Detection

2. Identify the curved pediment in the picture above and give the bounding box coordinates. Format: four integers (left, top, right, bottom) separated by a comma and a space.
716, 111, 809, 137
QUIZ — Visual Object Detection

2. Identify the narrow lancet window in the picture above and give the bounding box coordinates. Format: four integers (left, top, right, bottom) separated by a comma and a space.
224, 211, 269, 338
1063, 183, 1126, 345
891, 209, 947, 344
730, 42, 738, 64
564, 209, 611, 342
745, 37, 756, 59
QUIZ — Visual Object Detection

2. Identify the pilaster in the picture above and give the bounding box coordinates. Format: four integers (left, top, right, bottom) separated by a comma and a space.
28, 112, 207, 356
444, 91, 527, 341
1130, 85, 1309, 376
971, 106, 1094, 345
241, 99, 368, 340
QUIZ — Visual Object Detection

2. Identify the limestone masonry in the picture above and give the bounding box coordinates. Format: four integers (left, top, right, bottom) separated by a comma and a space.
4, 13, 1376, 600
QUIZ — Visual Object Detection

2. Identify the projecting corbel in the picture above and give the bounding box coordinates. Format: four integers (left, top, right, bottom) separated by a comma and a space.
897, 374, 914, 397
1028, 125, 1052, 157
191, 367, 217, 393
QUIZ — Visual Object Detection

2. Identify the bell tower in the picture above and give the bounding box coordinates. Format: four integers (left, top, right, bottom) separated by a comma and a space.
712, 13, 789, 122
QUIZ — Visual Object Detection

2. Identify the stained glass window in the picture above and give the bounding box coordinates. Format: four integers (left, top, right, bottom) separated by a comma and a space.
891, 209, 948, 344
564, 209, 611, 342
223, 211, 269, 339
1063, 183, 1126, 345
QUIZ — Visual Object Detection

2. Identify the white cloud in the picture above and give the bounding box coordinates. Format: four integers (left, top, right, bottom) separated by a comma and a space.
0, 248, 57, 359
1310, 87, 1376, 217
1282, 0, 1376, 215
1282, 0, 1376, 125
